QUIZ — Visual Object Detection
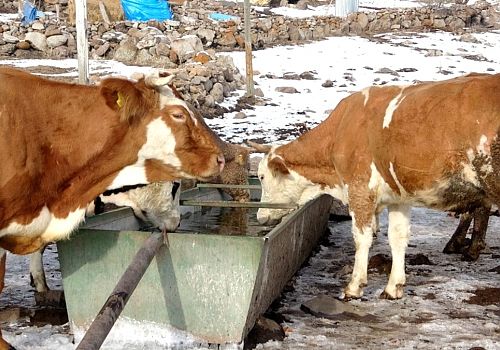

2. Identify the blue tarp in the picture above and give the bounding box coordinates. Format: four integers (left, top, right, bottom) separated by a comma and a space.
120, 0, 173, 21
21, 1, 37, 25
209, 12, 239, 22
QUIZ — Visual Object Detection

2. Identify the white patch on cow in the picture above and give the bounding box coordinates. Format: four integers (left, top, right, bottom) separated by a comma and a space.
368, 162, 398, 205
389, 162, 408, 197
461, 161, 480, 186
477, 135, 488, 154
108, 165, 148, 190
344, 211, 373, 299
361, 87, 370, 106
384, 204, 410, 299
0, 206, 86, 242
108, 118, 180, 190
256, 151, 348, 224
462, 144, 490, 186
382, 87, 407, 129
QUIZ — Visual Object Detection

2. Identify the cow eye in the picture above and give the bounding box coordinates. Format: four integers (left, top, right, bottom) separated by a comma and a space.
259, 175, 264, 181
171, 111, 186, 121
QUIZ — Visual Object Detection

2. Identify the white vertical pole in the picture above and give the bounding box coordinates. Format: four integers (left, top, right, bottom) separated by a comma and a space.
75, 0, 89, 84
244, 0, 254, 98
335, 0, 358, 17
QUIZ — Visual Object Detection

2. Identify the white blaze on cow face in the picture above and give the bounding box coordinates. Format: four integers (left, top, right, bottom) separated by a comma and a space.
382, 87, 407, 129
156, 85, 198, 126
108, 118, 180, 190
256, 152, 340, 225
256, 153, 298, 225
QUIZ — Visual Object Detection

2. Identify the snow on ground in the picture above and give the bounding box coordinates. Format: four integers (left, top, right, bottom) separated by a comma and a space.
212, 30, 500, 143
261, 210, 500, 349
1, 3, 500, 349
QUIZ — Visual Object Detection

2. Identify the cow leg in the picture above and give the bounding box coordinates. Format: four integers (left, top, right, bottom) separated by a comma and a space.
30, 246, 49, 293
343, 199, 376, 300
0, 248, 5, 293
0, 249, 16, 350
443, 212, 473, 254
381, 204, 411, 300
462, 205, 490, 261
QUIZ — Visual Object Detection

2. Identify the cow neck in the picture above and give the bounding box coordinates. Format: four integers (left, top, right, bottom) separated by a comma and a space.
50, 121, 148, 217
27, 83, 147, 220
277, 119, 341, 189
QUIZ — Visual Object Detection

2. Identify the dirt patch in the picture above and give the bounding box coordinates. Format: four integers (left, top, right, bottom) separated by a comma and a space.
466, 287, 500, 306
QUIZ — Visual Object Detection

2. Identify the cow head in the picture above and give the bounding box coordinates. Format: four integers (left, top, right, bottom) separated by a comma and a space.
250, 142, 320, 225
100, 72, 224, 185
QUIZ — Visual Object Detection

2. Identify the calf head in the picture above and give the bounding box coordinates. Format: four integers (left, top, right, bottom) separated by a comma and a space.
220, 143, 254, 202
100, 73, 224, 185
250, 142, 318, 225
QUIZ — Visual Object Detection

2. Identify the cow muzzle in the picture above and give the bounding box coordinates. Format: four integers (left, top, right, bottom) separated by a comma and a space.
256, 209, 285, 226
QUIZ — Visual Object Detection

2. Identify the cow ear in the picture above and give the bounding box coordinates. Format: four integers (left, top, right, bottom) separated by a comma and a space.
100, 78, 155, 124
268, 156, 289, 176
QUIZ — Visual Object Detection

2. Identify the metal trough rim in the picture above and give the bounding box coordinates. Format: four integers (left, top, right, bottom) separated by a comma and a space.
195, 183, 261, 190
179, 200, 298, 209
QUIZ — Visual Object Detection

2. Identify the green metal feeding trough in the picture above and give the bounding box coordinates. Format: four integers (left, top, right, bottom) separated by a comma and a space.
57, 179, 333, 346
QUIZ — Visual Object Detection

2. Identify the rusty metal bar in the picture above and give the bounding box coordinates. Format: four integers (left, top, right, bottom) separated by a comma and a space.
196, 183, 261, 190
76, 233, 164, 350
180, 200, 298, 209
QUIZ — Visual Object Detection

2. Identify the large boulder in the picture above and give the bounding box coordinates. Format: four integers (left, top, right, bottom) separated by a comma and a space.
170, 35, 203, 63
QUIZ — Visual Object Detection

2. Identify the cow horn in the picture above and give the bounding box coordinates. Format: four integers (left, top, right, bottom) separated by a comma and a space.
145, 74, 175, 88
130, 72, 145, 81
246, 141, 272, 153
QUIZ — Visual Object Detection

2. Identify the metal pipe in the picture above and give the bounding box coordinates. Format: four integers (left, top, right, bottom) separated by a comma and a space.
76, 233, 164, 350
196, 183, 261, 190
180, 200, 298, 209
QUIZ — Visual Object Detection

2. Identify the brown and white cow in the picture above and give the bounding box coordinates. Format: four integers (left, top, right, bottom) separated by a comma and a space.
0, 68, 224, 349
252, 73, 500, 300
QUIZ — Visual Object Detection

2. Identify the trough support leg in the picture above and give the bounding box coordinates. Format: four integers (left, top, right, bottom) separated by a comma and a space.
76, 233, 165, 350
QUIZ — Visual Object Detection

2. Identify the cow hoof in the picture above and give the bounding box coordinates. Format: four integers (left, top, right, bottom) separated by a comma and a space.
461, 250, 480, 262
340, 293, 360, 302
443, 240, 462, 254
380, 284, 404, 300
342, 286, 364, 300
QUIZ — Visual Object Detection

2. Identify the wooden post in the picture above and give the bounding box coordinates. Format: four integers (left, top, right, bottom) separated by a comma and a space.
98, 0, 111, 25
75, 0, 89, 84
75, 233, 164, 350
243, 0, 254, 98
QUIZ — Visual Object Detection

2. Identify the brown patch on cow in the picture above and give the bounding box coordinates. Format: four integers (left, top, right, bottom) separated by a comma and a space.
465, 287, 500, 306
0, 234, 45, 255
268, 156, 290, 176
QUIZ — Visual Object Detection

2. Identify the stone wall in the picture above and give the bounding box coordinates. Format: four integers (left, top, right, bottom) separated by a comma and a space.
1, 2, 497, 63
1, 1, 498, 108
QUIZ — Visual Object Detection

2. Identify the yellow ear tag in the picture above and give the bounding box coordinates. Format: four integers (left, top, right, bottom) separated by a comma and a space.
116, 92, 124, 108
